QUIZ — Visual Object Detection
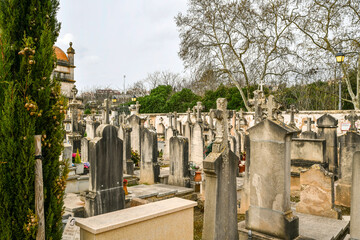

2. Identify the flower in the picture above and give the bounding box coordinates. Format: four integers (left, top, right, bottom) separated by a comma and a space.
123, 179, 128, 184
72, 153, 76, 158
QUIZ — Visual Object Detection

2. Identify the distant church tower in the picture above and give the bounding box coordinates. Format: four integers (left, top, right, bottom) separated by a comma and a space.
52, 42, 76, 98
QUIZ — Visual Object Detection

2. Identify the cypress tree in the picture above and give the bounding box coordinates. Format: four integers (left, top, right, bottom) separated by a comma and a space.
0, 0, 68, 239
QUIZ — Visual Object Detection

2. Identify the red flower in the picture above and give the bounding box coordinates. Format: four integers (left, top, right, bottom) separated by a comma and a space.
123, 179, 128, 184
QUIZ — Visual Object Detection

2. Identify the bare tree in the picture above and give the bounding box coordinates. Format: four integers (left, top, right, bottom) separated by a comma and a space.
176, 0, 301, 111
293, 0, 360, 109
143, 70, 188, 91
127, 80, 148, 97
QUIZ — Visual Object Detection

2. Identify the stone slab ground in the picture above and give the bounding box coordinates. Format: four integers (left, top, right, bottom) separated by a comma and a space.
238, 211, 349, 240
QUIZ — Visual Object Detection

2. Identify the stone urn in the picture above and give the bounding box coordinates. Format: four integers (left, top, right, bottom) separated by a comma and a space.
75, 163, 84, 175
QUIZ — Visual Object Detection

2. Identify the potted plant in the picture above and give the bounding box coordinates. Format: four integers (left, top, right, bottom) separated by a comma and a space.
74, 149, 84, 174
123, 179, 128, 195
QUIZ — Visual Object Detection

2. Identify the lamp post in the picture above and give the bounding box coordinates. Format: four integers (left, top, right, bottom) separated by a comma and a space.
335, 51, 345, 110
131, 95, 137, 102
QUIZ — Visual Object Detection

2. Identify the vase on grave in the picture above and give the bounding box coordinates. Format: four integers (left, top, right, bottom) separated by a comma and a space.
194, 171, 202, 182
123, 179, 128, 195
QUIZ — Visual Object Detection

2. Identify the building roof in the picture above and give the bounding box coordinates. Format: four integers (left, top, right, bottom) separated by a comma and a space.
53, 46, 69, 62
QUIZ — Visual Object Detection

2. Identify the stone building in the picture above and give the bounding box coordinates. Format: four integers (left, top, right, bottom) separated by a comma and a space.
52, 42, 76, 98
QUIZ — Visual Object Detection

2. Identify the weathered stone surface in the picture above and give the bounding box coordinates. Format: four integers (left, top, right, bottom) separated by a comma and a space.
239, 134, 250, 214
338, 131, 360, 182
190, 122, 204, 169
296, 164, 340, 219
350, 151, 360, 239
246, 119, 299, 239
140, 128, 160, 184
156, 122, 165, 136
335, 182, 351, 207
124, 126, 133, 175
164, 127, 174, 161
168, 136, 190, 187
80, 137, 90, 163
291, 138, 325, 164
85, 124, 125, 217
202, 98, 238, 240
128, 114, 142, 154
317, 114, 338, 173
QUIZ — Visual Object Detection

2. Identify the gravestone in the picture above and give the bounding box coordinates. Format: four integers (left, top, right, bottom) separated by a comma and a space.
296, 164, 340, 219
317, 114, 338, 173
350, 151, 360, 239
81, 137, 90, 163
184, 108, 193, 163
202, 98, 238, 240
336, 111, 360, 207
286, 105, 299, 129
85, 116, 100, 140
156, 120, 165, 137
101, 99, 110, 124
140, 128, 160, 184
124, 126, 134, 175
191, 102, 205, 169
245, 117, 299, 239
239, 134, 250, 214
248, 90, 266, 124
85, 124, 125, 217
168, 136, 190, 187
128, 114, 142, 154
300, 117, 317, 139
191, 122, 204, 169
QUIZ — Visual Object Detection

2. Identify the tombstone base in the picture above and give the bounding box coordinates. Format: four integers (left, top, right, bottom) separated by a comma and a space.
126, 160, 134, 175
335, 181, 351, 207
245, 206, 299, 240
85, 187, 125, 217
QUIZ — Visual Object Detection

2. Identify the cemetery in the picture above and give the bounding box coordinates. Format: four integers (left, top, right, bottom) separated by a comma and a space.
1, 1, 360, 240
58, 86, 360, 240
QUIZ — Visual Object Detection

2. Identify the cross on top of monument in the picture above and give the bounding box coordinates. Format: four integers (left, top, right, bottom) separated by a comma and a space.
210, 98, 233, 149
304, 117, 314, 132
186, 108, 192, 123
265, 95, 277, 120
286, 104, 298, 126
345, 111, 360, 131
259, 80, 265, 92
167, 112, 174, 128
194, 101, 204, 122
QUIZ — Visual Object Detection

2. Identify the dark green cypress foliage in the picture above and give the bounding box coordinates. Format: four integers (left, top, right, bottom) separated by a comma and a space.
0, 0, 67, 239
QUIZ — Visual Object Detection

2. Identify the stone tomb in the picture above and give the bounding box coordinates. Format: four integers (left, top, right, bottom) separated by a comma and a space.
85, 124, 125, 217
296, 164, 340, 219
202, 98, 238, 240
243, 119, 299, 239
317, 114, 338, 173
140, 128, 160, 184
168, 136, 190, 187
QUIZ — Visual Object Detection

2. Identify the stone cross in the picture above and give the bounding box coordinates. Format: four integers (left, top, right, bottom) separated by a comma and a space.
193, 101, 204, 123
210, 99, 233, 146
345, 111, 360, 131
248, 90, 266, 123
102, 99, 110, 124
286, 105, 298, 126
186, 108, 192, 123
89, 101, 97, 121
173, 111, 178, 129
259, 80, 265, 92
167, 112, 174, 128
121, 112, 126, 125
265, 95, 277, 120
304, 117, 314, 132
135, 101, 141, 115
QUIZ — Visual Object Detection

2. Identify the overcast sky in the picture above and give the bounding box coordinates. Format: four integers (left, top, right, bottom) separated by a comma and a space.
55, 0, 188, 92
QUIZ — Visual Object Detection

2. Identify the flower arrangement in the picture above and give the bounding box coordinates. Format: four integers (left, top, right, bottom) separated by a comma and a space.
123, 179, 128, 184
84, 162, 90, 169
131, 150, 140, 166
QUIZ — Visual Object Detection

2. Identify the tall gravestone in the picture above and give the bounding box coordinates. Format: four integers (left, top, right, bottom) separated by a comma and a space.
317, 113, 338, 173
128, 114, 142, 154
168, 135, 190, 187
124, 126, 134, 175
164, 113, 174, 161
245, 117, 299, 239
300, 117, 317, 139
85, 124, 125, 217
202, 98, 238, 240
191, 102, 205, 169
140, 128, 160, 184
239, 134, 250, 214
336, 111, 360, 207
350, 151, 360, 239
184, 108, 193, 160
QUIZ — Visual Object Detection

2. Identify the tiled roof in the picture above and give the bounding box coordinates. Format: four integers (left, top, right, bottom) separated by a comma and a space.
53, 46, 69, 62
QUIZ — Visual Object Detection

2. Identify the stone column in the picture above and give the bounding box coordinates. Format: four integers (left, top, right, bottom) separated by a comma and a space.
124, 126, 134, 175
317, 114, 338, 173
202, 98, 239, 240
350, 151, 360, 239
